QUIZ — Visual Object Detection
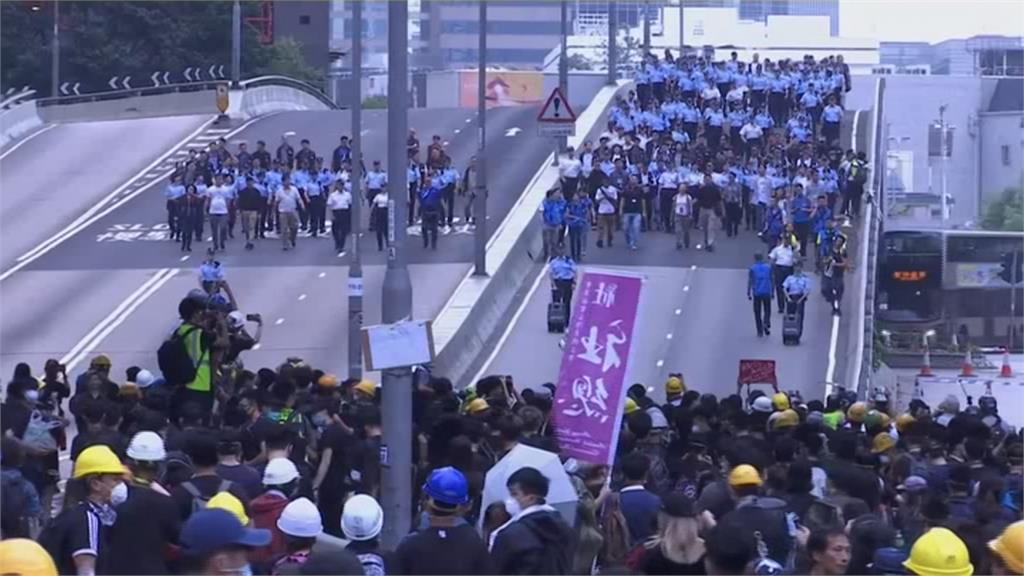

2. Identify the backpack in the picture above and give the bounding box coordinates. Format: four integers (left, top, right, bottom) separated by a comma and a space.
158, 326, 198, 386
356, 552, 386, 576
181, 479, 233, 515
600, 493, 633, 567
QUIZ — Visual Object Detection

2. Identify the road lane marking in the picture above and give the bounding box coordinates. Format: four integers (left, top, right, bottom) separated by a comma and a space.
0, 124, 57, 161
656, 360, 664, 367
11, 117, 216, 264
318, 272, 326, 278
824, 314, 841, 398
298, 294, 307, 301
1, 113, 276, 282
275, 318, 285, 325
60, 268, 178, 373
472, 264, 547, 383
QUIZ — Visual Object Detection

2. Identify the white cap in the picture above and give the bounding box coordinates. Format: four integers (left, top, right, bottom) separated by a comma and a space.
752, 396, 774, 413
127, 431, 166, 462
263, 457, 300, 486
277, 497, 322, 538
227, 311, 246, 330
341, 494, 384, 541
134, 369, 156, 388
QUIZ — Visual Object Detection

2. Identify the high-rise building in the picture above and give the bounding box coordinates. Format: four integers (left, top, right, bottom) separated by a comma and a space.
737, 0, 838, 36
419, 0, 570, 69
330, 0, 390, 70
273, 1, 331, 72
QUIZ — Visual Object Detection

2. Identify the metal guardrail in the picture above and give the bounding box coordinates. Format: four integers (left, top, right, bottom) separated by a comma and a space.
0, 90, 37, 110
33, 75, 336, 110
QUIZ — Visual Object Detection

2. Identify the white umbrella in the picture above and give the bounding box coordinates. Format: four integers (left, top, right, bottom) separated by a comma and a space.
480, 443, 578, 530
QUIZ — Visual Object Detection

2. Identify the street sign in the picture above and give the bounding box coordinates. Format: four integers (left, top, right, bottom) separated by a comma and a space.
537, 86, 576, 138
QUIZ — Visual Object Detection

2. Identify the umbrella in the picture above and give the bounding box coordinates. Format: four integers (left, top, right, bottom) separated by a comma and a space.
480, 443, 578, 530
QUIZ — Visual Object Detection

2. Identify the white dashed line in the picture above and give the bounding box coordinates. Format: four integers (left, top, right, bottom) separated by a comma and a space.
656, 359, 664, 367
298, 294, 307, 301
465, 118, 472, 123
274, 318, 285, 325
454, 129, 461, 134
252, 343, 261, 350
318, 272, 327, 278
179, 255, 190, 262
683, 285, 690, 292
666, 333, 673, 340
674, 308, 682, 315
690, 265, 697, 270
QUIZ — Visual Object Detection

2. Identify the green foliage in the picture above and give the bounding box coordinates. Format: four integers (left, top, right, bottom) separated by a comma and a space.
0, 1, 321, 94
362, 95, 388, 109
981, 186, 1024, 232
566, 54, 592, 71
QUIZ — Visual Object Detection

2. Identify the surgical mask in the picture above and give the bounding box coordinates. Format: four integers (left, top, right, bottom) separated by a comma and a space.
110, 482, 128, 506
24, 389, 39, 403
504, 497, 522, 517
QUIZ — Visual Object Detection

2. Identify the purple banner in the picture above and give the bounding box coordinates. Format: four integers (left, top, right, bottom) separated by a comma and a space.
552, 270, 643, 465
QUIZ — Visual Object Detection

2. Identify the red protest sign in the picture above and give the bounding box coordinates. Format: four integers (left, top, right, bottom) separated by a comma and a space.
737, 359, 778, 386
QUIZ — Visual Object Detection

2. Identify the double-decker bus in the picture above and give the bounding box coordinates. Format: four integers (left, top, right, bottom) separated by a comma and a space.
877, 227, 1024, 349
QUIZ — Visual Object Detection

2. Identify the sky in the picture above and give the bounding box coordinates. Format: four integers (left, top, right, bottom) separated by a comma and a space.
839, 0, 1024, 43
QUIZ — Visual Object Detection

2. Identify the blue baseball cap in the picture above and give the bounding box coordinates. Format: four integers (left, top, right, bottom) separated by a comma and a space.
180, 508, 271, 556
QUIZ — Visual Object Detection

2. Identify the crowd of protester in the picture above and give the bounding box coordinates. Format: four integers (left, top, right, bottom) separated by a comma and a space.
2, 50, 1021, 576
164, 128, 478, 255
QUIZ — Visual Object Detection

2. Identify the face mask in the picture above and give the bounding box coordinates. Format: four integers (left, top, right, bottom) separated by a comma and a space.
24, 389, 39, 403
504, 497, 522, 517
110, 482, 128, 506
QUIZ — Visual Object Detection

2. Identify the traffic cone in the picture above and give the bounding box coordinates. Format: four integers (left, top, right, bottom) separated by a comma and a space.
919, 347, 933, 376
1000, 348, 1013, 378
960, 349, 974, 377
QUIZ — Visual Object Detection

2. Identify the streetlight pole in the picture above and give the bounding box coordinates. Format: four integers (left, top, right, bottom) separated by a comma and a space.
939, 104, 949, 223
348, 0, 364, 379
51, 0, 60, 97
380, 0, 413, 550
679, 0, 685, 54
474, 0, 488, 277
559, 0, 569, 157
642, 0, 651, 55
607, 1, 618, 85
231, 0, 242, 87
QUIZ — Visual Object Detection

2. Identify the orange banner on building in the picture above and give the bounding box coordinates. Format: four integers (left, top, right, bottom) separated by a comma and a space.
458, 70, 544, 108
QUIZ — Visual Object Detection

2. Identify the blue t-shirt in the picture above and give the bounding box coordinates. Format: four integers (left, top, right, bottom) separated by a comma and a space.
750, 261, 773, 296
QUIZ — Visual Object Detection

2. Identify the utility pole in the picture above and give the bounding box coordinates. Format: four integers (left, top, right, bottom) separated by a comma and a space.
607, 1, 618, 85
679, 0, 685, 54
380, 0, 413, 550
231, 0, 242, 87
642, 0, 651, 56
51, 0, 60, 97
474, 0, 488, 277
938, 104, 950, 223
348, 0, 364, 379
558, 0, 569, 159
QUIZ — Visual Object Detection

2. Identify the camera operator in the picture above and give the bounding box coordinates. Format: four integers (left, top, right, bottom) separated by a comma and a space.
171, 296, 230, 425
224, 311, 263, 366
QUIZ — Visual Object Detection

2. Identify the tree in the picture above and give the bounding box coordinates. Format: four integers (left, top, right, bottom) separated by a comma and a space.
0, 1, 322, 95
982, 185, 1024, 232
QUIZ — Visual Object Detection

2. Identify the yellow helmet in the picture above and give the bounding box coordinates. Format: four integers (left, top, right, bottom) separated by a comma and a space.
847, 401, 869, 423
624, 398, 639, 415
772, 409, 800, 429
0, 538, 58, 576
317, 373, 340, 388
871, 432, 896, 454
208, 491, 250, 526
353, 379, 376, 398
466, 398, 490, 414
73, 445, 125, 479
665, 376, 685, 396
728, 464, 763, 487
903, 527, 973, 576
989, 520, 1024, 575
772, 392, 790, 411
896, 413, 916, 433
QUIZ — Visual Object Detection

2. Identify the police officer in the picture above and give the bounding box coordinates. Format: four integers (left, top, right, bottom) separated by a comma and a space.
748, 253, 774, 337
549, 250, 577, 321
782, 261, 811, 330
420, 177, 444, 250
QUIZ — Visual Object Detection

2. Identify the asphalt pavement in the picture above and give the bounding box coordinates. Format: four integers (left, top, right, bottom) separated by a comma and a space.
477, 109, 871, 403
0, 115, 211, 270
0, 106, 552, 379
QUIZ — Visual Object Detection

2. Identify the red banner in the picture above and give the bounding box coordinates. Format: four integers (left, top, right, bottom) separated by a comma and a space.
737, 359, 778, 386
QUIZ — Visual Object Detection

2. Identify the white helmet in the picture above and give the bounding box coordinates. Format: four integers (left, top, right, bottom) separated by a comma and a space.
227, 311, 246, 331
277, 497, 322, 538
263, 457, 299, 486
341, 494, 384, 541
134, 369, 156, 388
752, 396, 774, 413
127, 431, 166, 462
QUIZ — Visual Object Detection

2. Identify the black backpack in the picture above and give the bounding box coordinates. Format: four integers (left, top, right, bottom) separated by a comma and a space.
181, 479, 233, 515
158, 326, 198, 386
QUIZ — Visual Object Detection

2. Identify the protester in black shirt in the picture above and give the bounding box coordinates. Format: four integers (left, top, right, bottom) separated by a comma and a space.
106, 432, 180, 575
696, 176, 723, 252
491, 467, 575, 575
170, 434, 244, 521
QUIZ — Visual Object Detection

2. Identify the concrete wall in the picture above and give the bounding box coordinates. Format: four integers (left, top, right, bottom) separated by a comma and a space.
979, 111, 1024, 206
37, 90, 221, 123
0, 101, 42, 147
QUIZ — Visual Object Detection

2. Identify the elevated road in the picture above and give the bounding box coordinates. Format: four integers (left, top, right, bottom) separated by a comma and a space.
476, 110, 872, 402
0, 106, 553, 377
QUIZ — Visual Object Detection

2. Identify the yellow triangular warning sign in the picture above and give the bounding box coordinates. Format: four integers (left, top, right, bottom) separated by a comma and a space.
537, 87, 576, 123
